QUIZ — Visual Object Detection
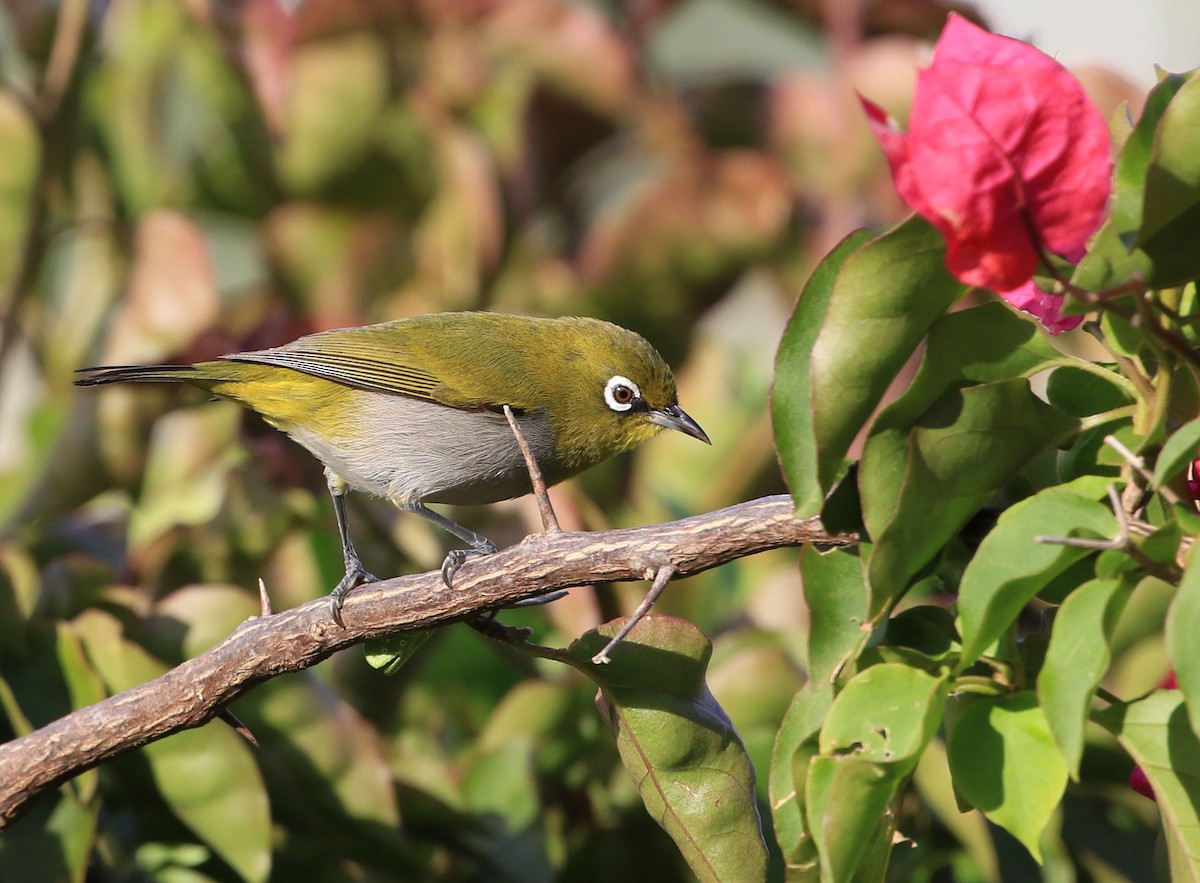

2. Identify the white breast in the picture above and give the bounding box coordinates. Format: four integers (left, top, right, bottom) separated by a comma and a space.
285, 391, 557, 506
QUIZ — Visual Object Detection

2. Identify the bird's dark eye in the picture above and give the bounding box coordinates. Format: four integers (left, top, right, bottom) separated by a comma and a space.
604, 374, 640, 412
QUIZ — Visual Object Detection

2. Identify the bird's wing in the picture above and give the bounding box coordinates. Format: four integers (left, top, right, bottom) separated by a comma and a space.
223, 325, 455, 404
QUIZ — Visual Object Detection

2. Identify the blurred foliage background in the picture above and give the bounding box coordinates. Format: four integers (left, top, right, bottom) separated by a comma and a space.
0, 0, 1160, 880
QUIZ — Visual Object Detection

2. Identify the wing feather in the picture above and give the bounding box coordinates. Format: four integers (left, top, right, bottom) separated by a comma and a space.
223, 326, 448, 402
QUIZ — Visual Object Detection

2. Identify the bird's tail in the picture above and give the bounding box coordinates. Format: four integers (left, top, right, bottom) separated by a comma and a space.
73, 362, 239, 388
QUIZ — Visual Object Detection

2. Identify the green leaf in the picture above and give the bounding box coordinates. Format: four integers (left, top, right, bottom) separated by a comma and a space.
773, 229, 876, 515
1141, 520, 1189, 567
128, 406, 242, 550
253, 676, 412, 851
1096, 692, 1200, 880
957, 486, 1117, 667
775, 216, 966, 515
769, 683, 834, 880
1057, 424, 1127, 485
868, 301, 1063, 436
911, 738, 1000, 882
864, 380, 1080, 618
1155, 417, 1200, 488
884, 605, 960, 663
364, 630, 434, 674
1070, 218, 1155, 294
0, 785, 99, 883
1113, 73, 1190, 240
147, 586, 413, 870
1043, 365, 1132, 417
947, 693, 1068, 862
820, 664, 948, 767
810, 217, 966, 494
1168, 550, 1200, 739
461, 740, 553, 880
1070, 73, 1189, 293
568, 616, 767, 883
1037, 577, 1132, 777
858, 302, 1067, 611
477, 680, 603, 788
708, 639, 806, 795
0, 543, 39, 633
801, 546, 869, 686
805, 756, 897, 883
808, 664, 948, 880
74, 610, 271, 883
0, 627, 104, 883
0, 621, 106, 743
1137, 73, 1200, 286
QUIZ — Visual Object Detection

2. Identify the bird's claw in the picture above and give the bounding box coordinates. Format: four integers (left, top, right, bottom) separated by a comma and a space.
440, 540, 498, 587
329, 560, 378, 626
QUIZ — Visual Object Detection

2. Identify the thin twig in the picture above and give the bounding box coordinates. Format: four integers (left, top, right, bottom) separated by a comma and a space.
504, 404, 560, 533
1024, 216, 1200, 377
1035, 484, 1179, 579
592, 564, 676, 665
1105, 434, 1183, 507
1035, 486, 1129, 550
0, 495, 854, 826
469, 617, 579, 667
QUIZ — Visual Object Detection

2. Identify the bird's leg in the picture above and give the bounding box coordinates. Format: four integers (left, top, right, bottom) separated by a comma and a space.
403, 503, 497, 586
325, 468, 377, 625
502, 404, 560, 533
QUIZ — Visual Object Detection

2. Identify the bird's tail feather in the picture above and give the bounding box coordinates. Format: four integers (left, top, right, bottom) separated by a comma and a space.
73, 362, 239, 388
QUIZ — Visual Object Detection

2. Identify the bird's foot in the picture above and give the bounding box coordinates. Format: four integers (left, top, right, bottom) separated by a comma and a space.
440, 538, 498, 587
329, 559, 378, 626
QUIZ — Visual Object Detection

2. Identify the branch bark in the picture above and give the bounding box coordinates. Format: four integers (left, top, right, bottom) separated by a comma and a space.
0, 494, 854, 826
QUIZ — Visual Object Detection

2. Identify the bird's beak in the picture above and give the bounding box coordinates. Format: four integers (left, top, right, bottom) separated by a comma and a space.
649, 404, 711, 445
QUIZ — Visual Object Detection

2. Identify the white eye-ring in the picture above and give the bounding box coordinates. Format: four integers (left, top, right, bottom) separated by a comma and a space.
604, 375, 640, 412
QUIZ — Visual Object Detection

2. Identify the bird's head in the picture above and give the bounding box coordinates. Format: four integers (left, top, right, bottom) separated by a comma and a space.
539, 319, 709, 472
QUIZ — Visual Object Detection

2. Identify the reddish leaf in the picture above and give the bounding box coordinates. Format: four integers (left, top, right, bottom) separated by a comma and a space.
861, 14, 1112, 302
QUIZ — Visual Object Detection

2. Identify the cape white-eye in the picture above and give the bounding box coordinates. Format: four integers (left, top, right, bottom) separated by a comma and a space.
76, 312, 710, 622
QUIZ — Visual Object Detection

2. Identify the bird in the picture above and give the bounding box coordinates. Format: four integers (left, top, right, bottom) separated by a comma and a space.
75, 311, 710, 623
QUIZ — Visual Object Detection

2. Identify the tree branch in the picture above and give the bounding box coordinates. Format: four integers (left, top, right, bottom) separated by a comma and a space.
0, 495, 853, 826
